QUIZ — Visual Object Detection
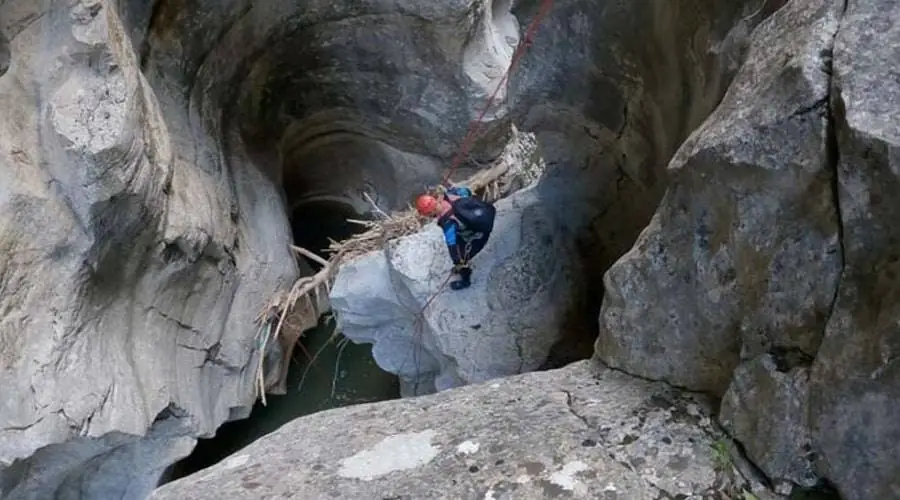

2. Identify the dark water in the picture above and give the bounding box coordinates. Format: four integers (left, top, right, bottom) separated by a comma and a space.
165, 200, 400, 481
168, 316, 400, 479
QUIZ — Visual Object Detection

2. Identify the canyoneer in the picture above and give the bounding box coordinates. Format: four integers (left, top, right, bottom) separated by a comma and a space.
415, 184, 497, 290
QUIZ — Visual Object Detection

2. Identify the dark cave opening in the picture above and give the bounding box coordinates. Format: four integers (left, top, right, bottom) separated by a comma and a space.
164, 198, 401, 483
289, 199, 365, 259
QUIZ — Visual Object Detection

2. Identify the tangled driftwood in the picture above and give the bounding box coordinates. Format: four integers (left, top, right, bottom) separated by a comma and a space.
253, 128, 544, 402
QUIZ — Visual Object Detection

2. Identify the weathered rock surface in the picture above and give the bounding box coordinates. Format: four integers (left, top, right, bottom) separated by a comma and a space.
509, 0, 778, 285
809, 0, 900, 498
330, 183, 577, 397
1, 0, 292, 495
150, 360, 777, 500
0, 0, 529, 497
720, 355, 817, 491
597, 0, 843, 396
597, 0, 900, 497
7, 0, 896, 497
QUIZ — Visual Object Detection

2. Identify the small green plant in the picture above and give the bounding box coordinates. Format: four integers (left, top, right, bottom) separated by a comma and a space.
741, 489, 759, 500
711, 439, 733, 471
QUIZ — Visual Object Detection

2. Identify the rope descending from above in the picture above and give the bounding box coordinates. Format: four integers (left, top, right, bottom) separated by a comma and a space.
437, 0, 555, 189
252, 0, 555, 401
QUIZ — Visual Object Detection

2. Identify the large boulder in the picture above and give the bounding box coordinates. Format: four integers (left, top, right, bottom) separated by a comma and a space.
597, 0, 900, 497
149, 360, 777, 500
330, 185, 577, 396
596, 0, 843, 396
808, 0, 900, 498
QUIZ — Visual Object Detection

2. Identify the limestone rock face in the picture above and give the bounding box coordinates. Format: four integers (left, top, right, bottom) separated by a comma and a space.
508, 0, 777, 285
149, 360, 777, 500
720, 355, 817, 490
1, 0, 525, 497
809, 0, 900, 498
7, 0, 896, 497
597, 0, 900, 497
596, 0, 843, 396
330, 185, 576, 396
0, 1, 298, 498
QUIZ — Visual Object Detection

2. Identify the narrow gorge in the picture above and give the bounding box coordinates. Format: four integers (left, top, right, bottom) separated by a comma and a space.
0, 0, 897, 499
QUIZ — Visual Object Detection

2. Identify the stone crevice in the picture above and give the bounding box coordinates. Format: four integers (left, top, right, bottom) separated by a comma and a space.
768, 346, 815, 372
0, 31, 9, 79
83, 383, 115, 434
5, 0, 876, 497
560, 390, 590, 428
724, 431, 777, 492
597, 359, 709, 398
821, 0, 849, 338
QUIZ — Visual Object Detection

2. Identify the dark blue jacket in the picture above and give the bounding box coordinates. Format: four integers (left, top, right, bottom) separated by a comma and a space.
437, 187, 496, 265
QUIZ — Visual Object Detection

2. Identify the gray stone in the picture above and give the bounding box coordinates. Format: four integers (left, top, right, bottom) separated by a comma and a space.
330, 183, 577, 396
720, 355, 817, 489
809, 0, 900, 498
150, 360, 775, 500
0, 0, 535, 496
596, 0, 842, 395
0, 1, 299, 497
595, 0, 900, 496
509, 0, 776, 284
8, 0, 897, 497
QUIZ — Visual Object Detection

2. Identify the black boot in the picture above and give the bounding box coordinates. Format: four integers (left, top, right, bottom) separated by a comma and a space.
450, 266, 472, 290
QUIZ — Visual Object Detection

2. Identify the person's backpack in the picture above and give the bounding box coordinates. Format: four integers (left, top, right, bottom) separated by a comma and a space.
451, 196, 496, 236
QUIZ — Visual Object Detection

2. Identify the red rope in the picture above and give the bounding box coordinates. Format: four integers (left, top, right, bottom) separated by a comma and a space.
439, 0, 555, 187
399, 2, 554, 388
419, 0, 554, 310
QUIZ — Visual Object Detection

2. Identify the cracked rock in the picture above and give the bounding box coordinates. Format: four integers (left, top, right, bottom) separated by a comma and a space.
151, 360, 776, 499
721, 355, 818, 488
596, 0, 843, 397
596, 0, 900, 497
809, 0, 900, 498
618, 0, 840, 489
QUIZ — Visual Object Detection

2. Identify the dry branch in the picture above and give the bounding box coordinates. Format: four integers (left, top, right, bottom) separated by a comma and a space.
253, 133, 530, 399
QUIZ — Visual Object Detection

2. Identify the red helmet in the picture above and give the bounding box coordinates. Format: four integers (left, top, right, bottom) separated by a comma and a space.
415, 194, 439, 216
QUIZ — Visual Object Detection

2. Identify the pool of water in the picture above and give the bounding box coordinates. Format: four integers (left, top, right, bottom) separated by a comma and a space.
166, 314, 400, 479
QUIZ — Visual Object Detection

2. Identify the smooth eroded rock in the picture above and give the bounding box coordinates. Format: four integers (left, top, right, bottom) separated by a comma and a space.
330, 184, 576, 396
0, 1, 298, 497
150, 360, 775, 500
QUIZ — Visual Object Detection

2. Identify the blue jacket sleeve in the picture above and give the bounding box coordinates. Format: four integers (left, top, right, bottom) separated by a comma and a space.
441, 219, 464, 265
447, 186, 472, 198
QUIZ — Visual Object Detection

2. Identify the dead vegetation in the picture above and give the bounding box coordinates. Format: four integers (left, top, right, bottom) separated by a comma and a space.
253, 128, 544, 402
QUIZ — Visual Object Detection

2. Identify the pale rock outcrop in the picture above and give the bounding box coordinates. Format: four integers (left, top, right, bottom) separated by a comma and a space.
0, 0, 530, 498
0, 0, 298, 498
149, 360, 778, 500
330, 184, 577, 396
